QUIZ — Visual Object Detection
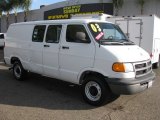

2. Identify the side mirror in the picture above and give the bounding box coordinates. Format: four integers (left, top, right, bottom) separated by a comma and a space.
75, 32, 90, 43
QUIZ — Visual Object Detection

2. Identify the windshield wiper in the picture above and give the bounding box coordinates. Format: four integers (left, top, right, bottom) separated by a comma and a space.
119, 40, 135, 45
99, 39, 135, 45
98, 39, 123, 45
100, 41, 124, 45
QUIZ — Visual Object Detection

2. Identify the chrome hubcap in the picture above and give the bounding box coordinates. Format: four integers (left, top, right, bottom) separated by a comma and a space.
14, 65, 21, 78
85, 81, 101, 101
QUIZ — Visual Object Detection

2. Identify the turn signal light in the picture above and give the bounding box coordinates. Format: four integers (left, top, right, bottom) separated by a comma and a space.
112, 63, 125, 72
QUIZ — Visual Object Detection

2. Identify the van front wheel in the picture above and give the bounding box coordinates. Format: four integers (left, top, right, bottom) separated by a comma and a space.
82, 76, 110, 106
13, 61, 26, 81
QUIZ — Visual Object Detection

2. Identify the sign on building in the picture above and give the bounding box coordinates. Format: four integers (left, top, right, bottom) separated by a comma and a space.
44, 3, 113, 20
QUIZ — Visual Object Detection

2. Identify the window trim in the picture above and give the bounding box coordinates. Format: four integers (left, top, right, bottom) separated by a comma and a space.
45, 24, 62, 44
32, 25, 46, 42
0, 34, 4, 39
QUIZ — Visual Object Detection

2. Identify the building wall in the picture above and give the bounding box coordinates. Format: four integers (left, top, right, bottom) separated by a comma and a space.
1, 9, 43, 32
1, 0, 160, 32
118, 0, 160, 16
41, 0, 112, 12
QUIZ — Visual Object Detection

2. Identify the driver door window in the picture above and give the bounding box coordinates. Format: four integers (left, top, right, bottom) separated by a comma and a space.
66, 25, 90, 43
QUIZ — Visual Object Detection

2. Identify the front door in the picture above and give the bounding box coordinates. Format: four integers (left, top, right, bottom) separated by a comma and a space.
59, 24, 95, 84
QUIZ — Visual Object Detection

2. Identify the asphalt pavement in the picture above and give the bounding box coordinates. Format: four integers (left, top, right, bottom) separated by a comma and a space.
0, 48, 159, 120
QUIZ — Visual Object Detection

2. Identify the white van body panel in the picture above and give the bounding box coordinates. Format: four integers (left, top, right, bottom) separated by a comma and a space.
5, 24, 33, 70
29, 42, 44, 74
42, 38, 60, 79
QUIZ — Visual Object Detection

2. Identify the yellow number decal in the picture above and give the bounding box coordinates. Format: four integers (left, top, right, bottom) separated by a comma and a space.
95, 24, 101, 32
90, 24, 97, 32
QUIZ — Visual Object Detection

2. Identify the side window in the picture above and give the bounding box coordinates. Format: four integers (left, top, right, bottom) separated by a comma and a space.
32, 25, 46, 42
0, 34, 4, 39
46, 25, 62, 43
66, 25, 90, 43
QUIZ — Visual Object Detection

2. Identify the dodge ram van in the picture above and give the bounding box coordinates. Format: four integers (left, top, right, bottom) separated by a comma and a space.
4, 19, 155, 106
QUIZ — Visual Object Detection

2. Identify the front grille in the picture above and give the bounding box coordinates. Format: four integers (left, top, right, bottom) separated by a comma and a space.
135, 63, 146, 69
134, 60, 152, 77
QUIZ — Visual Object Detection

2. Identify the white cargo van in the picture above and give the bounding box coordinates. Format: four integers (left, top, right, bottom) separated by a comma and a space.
107, 15, 160, 69
0, 33, 5, 47
4, 19, 155, 106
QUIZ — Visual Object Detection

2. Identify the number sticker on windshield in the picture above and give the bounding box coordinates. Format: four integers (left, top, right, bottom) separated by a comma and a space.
95, 24, 102, 32
90, 24, 97, 32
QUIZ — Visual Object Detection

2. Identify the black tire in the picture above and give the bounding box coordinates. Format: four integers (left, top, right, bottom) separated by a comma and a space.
82, 75, 111, 106
153, 57, 160, 69
13, 61, 26, 81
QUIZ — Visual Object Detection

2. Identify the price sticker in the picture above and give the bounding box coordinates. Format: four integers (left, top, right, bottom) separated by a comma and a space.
96, 32, 104, 40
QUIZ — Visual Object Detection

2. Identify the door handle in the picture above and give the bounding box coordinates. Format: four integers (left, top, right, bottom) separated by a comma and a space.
44, 45, 50, 47
62, 46, 69, 49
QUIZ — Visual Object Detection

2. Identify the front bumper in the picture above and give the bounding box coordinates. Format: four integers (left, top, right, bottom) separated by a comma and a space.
106, 71, 156, 95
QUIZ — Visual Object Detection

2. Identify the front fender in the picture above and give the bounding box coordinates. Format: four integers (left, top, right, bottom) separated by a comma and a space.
77, 67, 108, 84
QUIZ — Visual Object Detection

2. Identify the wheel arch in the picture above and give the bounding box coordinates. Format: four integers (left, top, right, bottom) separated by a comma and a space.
79, 69, 108, 85
10, 57, 21, 64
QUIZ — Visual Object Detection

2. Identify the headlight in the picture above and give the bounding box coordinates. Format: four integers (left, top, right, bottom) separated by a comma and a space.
112, 62, 134, 72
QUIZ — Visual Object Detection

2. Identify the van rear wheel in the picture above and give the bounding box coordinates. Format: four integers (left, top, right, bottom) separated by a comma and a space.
13, 61, 26, 81
82, 75, 111, 106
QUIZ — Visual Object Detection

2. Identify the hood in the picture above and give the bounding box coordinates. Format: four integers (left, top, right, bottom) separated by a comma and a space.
102, 45, 150, 62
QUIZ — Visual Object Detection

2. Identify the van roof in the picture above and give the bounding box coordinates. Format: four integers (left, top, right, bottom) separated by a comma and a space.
10, 19, 112, 26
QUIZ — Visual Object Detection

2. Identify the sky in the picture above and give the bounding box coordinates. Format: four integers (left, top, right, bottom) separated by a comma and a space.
31, 0, 65, 10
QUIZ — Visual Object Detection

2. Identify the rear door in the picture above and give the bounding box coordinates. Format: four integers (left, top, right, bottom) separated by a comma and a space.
42, 25, 62, 79
153, 38, 160, 63
30, 25, 46, 74
59, 24, 95, 84
128, 19, 142, 46
116, 19, 142, 46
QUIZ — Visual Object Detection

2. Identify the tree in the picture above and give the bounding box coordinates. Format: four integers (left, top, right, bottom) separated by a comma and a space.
137, 0, 145, 15
11, 0, 24, 23
112, 0, 124, 16
0, 1, 6, 31
21, 0, 32, 22
1, 0, 13, 29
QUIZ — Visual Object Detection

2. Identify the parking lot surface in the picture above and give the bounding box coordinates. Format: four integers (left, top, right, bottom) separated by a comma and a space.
0, 48, 160, 120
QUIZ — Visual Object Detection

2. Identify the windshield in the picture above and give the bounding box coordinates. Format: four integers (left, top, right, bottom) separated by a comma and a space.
88, 22, 134, 45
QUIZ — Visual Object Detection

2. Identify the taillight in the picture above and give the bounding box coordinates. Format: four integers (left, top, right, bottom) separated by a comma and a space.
150, 53, 153, 58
